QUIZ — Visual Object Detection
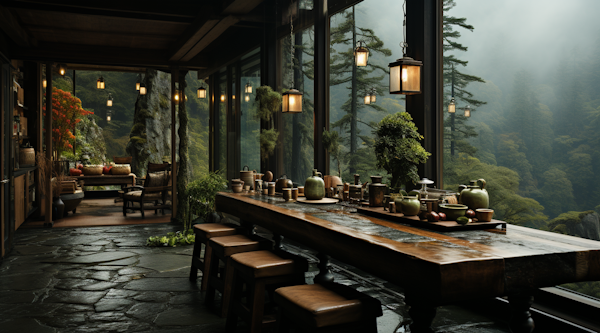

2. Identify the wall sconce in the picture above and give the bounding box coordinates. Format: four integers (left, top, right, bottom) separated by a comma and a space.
97, 76, 105, 89
107, 93, 113, 107
282, 89, 302, 113
245, 82, 252, 94
139, 83, 146, 95
464, 105, 471, 118
354, 41, 369, 67
197, 87, 206, 99
448, 98, 456, 113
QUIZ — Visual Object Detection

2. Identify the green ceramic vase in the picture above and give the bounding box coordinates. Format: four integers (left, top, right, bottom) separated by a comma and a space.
395, 196, 420, 216
304, 169, 325, 200
459, 178, 489, 210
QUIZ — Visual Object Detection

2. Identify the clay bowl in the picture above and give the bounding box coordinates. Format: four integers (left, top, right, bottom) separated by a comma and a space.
476, 208, 494, 222
231, 183, 243, 193
438, 203, 468, 221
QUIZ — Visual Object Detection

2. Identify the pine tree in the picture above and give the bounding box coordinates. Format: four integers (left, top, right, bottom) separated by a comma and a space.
443, 0, 486, 158
329, 5, 391, 175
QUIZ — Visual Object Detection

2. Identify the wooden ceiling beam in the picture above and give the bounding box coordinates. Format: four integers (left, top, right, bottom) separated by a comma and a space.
168, 7, 220, 62
179, 15, 240, 62
3, 1, 196, 23
0, 5, 35, 47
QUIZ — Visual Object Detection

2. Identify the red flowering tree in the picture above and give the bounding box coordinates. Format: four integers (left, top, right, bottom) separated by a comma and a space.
43, 87, 93, 158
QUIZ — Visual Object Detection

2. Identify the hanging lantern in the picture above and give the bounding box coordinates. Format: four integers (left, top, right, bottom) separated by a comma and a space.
136, 79, 140, 91
107, 93, 113, 107
389, 57, 422, 95
43, 79, 47, 88
220, 94, 225, 102
448, 98, 456, 113
97, 76, 105, 89
232, 95, 235, 100
197, 87, 206, 99
464, 105, 471, 118
245, 95, 250, 102
282, 89, 302, 113
245, 82, 253, 94
354, 41, 369, 67
139, 82, 146, 95
58, 64, 66, 76
106, 110, 112, 122
364, 94, 371, 105
174, 90, 180, 104
370, 89, 376, 103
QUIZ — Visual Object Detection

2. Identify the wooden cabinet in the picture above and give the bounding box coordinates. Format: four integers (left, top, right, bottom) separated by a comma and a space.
14, 174, 25, 229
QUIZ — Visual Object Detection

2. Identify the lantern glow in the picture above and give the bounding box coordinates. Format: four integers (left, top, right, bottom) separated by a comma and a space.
97, 76, 105, 89
389, 57, 422, 95
245, 82, 252, 94
448, 98, 456, 113
197, 87, 206, 99
282, 89, 302, 113
139, 83, 146, 95
354, 41, 369, 67
107, 93, 113, 107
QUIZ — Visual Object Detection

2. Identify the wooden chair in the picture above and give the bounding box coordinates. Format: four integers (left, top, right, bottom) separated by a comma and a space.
122, 170, 169, 218
274, 282, 383, 333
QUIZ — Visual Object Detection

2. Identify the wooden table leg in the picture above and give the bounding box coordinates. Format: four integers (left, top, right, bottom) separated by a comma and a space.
240, 220, 256, 236
405, 293, 436, 333
273, 233, 284, 250
508, 294, 535, 333
314, 252, 334, 284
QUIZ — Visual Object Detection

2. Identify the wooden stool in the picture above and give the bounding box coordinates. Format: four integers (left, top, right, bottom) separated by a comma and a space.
189, 223, 239, 291
274, 282, 383, 333
225, 250, 308, 333
205, 234, 272, 317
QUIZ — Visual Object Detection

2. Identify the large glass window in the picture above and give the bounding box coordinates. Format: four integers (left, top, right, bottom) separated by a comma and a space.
328, 2, 405, 184
185, 72, 209, 178
240, 49, 261, 171
442, 0, 600, 299
215, 69, 227, 173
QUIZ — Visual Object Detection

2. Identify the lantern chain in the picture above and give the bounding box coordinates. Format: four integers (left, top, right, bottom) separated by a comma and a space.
290, 1, 294, 87
400, 0, 408, 56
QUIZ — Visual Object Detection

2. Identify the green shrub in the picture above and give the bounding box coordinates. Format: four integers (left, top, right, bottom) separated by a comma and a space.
146, 229, 195, 247
188, 170, 228, 222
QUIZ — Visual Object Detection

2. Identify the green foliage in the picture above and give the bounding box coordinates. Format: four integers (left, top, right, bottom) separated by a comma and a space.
260, 128, 279, 161
188, 171, 228, 222
255, 86, 282, 122
561, 282, 600, 300
146, 229, 195, 247
323, 129, 342, 176
374, 112, 430, 189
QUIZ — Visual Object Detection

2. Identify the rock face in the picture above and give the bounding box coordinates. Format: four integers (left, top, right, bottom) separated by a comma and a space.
77, 116, 106, 164
550, 211, 600, 241
126, 70, 177, 177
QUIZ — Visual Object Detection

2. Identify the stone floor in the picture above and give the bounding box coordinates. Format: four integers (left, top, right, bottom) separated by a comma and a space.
0, 222, 513, 332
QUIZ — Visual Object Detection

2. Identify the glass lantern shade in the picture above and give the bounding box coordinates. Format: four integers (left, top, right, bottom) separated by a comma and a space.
354, 43, 369, 67
58, 64, 66, 76
448, 98, 456, 113
370, 91, 376, 103
389, 57, 422, 95
245, 95, 250, 102
97, 76, 105, 89
174, 90, 180, 103
282, 88, 302, 113
245, 82, 252, 94
136, 82, 140, 91
464, 107, 471, 118
43, 79, 47, 88
106, 111, 111, 122
139, 83, 146, 95
106, 94, 113, 107
197, 87, 206, 99
220, 94, 225, 102
364, 95, 371, 105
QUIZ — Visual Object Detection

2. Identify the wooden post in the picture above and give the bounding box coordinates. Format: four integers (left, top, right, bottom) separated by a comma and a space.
313, 0, 329, 174
171, 68, 178, 220
44, 62, 53, 226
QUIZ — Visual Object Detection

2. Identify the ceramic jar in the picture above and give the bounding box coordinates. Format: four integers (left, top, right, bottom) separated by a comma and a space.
459, 179, 489, 210
395, 196, 421, 216
368, 175, 386, 207
304, 169, 325, 200
240, 165, 255, 191
275, 175, 293, 193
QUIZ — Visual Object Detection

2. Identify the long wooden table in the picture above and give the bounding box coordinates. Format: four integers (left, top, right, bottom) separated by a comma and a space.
216, 192, 600, 332
75, 174, 136, 188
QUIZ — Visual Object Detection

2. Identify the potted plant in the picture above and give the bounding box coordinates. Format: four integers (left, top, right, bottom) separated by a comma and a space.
374, 112, 430, 191
187, 170, 228, 227
255, 85, 282, 160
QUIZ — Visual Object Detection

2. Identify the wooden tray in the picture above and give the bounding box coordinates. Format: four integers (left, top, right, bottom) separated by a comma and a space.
356, 206, 506, 231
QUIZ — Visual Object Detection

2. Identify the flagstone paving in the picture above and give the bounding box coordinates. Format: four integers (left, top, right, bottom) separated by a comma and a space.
0, 223, 512, 332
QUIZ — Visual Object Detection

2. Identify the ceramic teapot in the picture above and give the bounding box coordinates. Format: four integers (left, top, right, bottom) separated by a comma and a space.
459, 178, 489, 210
275, 174, 293, 193
305, 169, 325, 200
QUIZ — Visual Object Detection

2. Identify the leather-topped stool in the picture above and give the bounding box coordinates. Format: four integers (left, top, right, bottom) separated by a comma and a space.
274, 282, 383, 332
189, 223, 239, 291
206, 234, 272, 317
225, 250, 308, 333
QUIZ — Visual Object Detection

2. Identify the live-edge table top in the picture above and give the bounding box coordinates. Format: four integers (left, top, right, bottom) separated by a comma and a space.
216, 192, 600, 305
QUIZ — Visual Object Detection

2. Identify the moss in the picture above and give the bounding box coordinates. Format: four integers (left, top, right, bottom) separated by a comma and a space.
551, 224, 568, 235
130, 123, 146, 137
130, 136, 147, 145
548, 210, 595, 229
137, 108, 151, 119
159, 94, 170, 109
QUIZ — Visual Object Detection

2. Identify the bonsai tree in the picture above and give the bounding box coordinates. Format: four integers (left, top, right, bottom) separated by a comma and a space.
255, 85, 282, 160
374, 112, 430, 190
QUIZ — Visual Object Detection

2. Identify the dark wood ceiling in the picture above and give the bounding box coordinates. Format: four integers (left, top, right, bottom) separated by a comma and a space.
0, 0, 267, 72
